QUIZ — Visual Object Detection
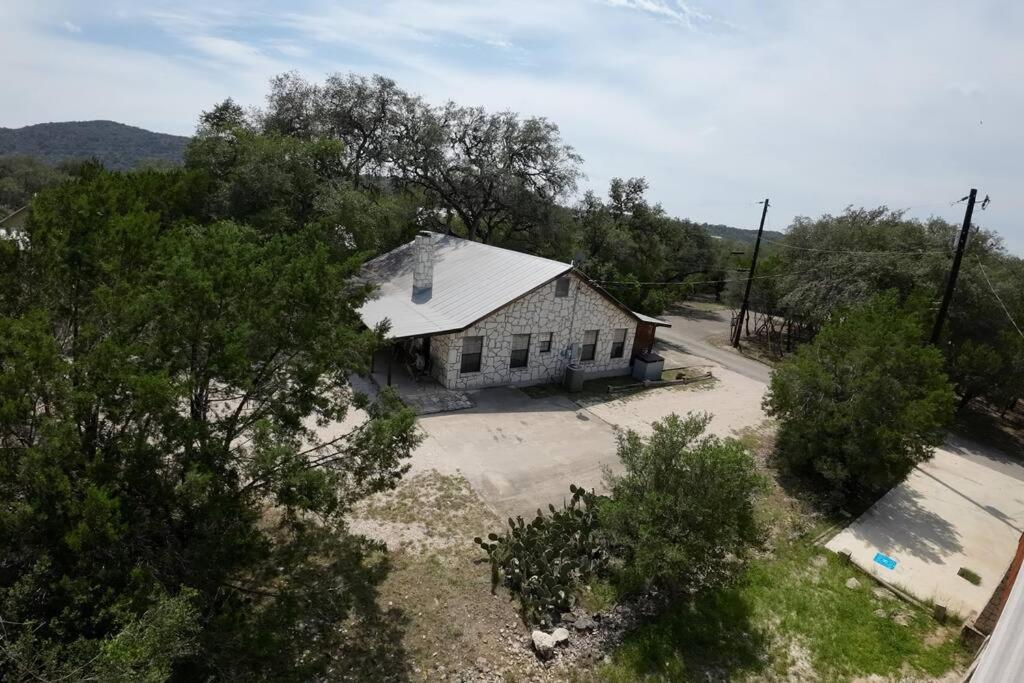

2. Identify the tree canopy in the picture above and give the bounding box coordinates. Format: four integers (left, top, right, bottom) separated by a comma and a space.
727, 206, 1024, 411
1, 137, 418, 678
573, 177, 716, 313
763, 293, 955, 499
599, 412, 764, 595
259, 71, 582, 245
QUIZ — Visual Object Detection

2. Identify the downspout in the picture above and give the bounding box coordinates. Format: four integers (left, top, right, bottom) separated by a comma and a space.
562, 267, 582, 384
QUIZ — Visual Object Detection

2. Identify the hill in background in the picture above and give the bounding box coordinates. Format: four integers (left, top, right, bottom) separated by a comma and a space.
0, 121, 189, 170
700, 222, 786, 244
1, 120, 773, 244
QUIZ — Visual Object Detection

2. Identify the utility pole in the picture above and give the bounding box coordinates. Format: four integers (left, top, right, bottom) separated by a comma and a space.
930, 188, 977, 345
732, 198, 770, 348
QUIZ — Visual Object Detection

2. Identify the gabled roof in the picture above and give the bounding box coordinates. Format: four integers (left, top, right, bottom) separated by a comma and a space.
632, 310, 672, 327
357, 232, 669, 339
358, 233, 571, 339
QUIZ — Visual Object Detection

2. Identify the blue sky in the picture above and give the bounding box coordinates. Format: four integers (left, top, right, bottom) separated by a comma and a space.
3, 0, 1022, 253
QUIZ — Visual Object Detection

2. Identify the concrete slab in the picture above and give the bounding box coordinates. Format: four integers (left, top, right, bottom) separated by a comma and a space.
367, 350, 473, 415
410, 357, 770, 520
826, 436, 1024, 618
579, 363, 769, 439
412, 386, 621, 519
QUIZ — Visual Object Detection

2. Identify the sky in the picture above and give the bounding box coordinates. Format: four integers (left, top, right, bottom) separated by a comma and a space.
2, 0, 1022, 253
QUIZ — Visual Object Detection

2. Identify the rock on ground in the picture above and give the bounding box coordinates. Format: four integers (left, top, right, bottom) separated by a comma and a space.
845, 577, 862, 590
573, 615, 598, 631
532, 630, 557, 659
872, 586, 897, 601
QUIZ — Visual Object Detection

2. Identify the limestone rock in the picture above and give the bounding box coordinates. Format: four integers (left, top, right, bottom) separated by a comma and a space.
531, 630, 556, 659
573, 614, 598, 631
845, 577, 861, 590
872, 586, 897, 601
551, 627, 570, 645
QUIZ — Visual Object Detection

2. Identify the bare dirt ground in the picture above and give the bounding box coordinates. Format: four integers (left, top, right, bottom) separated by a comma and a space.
349, 470, 656, 682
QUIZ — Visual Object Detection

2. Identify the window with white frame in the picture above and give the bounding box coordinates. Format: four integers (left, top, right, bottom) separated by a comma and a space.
610, 328, 627, 358
539, 332, 553, 353
461, 336, 483, 373
581, 330, 598, 361
510, 333, 531, 368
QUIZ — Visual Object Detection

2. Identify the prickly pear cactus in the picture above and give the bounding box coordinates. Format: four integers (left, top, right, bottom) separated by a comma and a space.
473, 484, 608, 626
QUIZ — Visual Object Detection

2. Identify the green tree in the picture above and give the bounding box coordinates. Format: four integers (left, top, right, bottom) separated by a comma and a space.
599, 413, 764, 596
764, 293, 955, 498
0, 164, 418, 679
576, 178, 714, 314
258, 71, 582, 245
0, 156, 69, 217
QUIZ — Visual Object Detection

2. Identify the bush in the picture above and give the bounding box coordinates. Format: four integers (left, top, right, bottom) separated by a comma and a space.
599, 413, 764, 596
475, 485, 607, 626
764, 293, 955, 499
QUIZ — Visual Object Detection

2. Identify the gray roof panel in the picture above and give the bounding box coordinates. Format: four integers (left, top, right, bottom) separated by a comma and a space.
358, 233, 572, 339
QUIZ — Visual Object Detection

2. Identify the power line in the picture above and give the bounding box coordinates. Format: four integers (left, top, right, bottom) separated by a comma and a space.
759, 238, 950, 256
594, 272, 791, 287
975, 256, 1024, 340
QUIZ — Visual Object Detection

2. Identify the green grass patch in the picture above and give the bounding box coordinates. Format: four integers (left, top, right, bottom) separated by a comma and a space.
577, 579, 621, 614
598, 539, 968, 681
957, 567, 982, 586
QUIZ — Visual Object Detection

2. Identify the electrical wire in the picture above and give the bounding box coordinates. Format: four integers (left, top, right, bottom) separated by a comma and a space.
594, 272, 792, 287
759, 238, 950, 256
974, 256, 1024, 340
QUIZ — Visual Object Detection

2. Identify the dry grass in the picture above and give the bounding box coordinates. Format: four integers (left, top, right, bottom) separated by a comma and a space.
350, 471, 572, 681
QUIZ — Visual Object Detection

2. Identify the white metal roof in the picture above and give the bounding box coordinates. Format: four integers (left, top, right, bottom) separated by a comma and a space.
633, 311, 671, 327
358, 232, 572, 339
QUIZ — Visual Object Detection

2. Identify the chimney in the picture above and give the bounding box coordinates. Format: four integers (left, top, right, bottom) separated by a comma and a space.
412, 231, 434, 301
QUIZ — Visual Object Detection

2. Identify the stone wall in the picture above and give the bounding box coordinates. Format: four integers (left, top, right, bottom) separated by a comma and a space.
430, 272, 636, 390
412, 232, 434, 296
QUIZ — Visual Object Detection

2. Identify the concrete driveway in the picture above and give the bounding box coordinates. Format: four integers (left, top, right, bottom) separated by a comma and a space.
826, 436, 1024, 618
412, 387, 619, 518
406, 300, 774, 519
411, 362, 769, 519
658, 303, 771, 384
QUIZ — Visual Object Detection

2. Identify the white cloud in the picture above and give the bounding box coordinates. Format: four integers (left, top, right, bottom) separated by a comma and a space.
602, 0, 710, 28
62, 20, 81, 32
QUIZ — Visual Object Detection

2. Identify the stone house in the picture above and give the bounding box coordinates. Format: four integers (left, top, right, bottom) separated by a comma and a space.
358, 231, 668, 390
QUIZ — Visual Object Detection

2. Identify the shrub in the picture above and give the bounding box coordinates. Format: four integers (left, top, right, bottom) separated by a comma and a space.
764, 293, 955, 499
475, 485, 607, 626
599, 412, 764, 596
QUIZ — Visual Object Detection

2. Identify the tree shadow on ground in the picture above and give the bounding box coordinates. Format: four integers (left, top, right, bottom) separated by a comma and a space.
334, 603, 412, 681
770, 451, 963, 563
840, 482, 963, 563
664, 301, 728, 322
954, 401, 1024, 464
608, 589, 767, 681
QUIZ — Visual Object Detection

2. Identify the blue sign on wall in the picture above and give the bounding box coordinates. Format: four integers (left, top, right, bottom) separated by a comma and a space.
873, 552, 897, 570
